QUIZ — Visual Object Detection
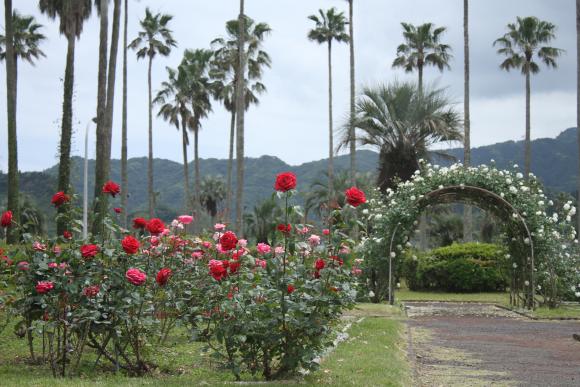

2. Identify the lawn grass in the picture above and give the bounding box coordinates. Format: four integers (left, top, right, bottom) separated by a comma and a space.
528, 304, 580, 319
0, 304, 410, 386
395, 289, 510, 305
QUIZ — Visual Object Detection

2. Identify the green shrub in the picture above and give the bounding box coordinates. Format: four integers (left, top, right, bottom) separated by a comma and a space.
403, 243, 508, 292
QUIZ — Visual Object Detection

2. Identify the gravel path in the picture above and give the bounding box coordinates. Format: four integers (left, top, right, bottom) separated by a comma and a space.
405, 302, 580, 386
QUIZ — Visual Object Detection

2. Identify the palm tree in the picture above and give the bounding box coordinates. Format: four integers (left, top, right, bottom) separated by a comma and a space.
199, 175, 226, 222
129, 8, 176, 218
121, 0, 128, 227
234, 0, 246, 234
346, 0, 356, 185
463, 0, 472, 242
181, 49, 216, 217
243, 197, 282, 244
308, 7, 349, 204
392, 22, 453, 92
1, 0, 16, 243
494, 16, 563, 178
211, 16, 271, 222
340, 81, 462, 192
38, 0, 91, 235
93, 0, 122, 234
0, 9, 45, 242
155, 65, 195, 212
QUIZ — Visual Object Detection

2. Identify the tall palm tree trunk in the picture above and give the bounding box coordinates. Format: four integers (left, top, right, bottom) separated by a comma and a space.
4, 0, 18, 243
147, 55, 155, 218
226, 108, 235, 221
524, 69, 531, 178
92, 0, 109, 234
121, 0, 128, 227
327, 40, 334, 202
463, 0, 472, 242
348, 0, 356, 185
417, 62, 423, 93
57, 32, 75, 235
103, 0, 121, 185
577, 0, 580, 235
194, 126, 201, 221
181, 121, 190, 212
235, 0, 246, 233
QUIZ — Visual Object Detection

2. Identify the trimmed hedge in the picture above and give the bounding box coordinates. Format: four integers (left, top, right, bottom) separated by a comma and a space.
403, 243, 508, 292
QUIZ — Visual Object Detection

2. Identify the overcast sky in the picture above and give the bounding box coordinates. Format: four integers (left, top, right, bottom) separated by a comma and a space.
0, 0, 576, 171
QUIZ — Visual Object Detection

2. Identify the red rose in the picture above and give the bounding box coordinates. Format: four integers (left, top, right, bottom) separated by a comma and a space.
287, 284, 295, 294
63, 230, 72, 239
35, 281, 54, 294
121, 235, 140, 255
51, 191, 70, 207
125, 268, 147, 286
146, 218, 165, 235
156, 268, 173, 286
315, 258, 325, 270
331, 255, 344, 266
229, 259, 241, 274
322, 228, 330, 236
102, 181, 121, 197
82, 285, 100, 298
114, 207, 122, 214
219, 231, 238, 251
209, 259, 228, 281
277, 224, 292, 234
274, 172, 297, 192
1, 256, 12, 266
1, 210, 12, 227
132, 217, 148, 229
80, 244, 100, 259
345, 187, 366, 207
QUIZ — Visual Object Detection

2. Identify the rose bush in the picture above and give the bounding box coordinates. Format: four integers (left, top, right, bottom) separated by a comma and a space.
0, 177, 361, 380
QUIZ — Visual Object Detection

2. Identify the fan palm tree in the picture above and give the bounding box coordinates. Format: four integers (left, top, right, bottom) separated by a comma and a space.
340, 81, 462, 192
243, 197, 282, 244
0, 9, 45, 242
463, 0, 472, 242
307, 7, 349, 202
199, 175, 226, 222
181, 49, 216, 215
129, 8, 176, 218
392, 22, 453, 92
211, 16, 271, 221
38, 0, 91, 235
494, 16, 563, 178
154, 65, 195, 212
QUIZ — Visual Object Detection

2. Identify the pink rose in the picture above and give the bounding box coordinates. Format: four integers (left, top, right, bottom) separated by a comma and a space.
125, 268, 147, 286
257, 243, 271, 255
308, 235, 321, 246
178, 215, 194, 225
214, 223, 226, 231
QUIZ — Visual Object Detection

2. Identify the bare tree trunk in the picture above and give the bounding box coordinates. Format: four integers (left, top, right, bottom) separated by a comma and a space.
121, 0, 129, 227
147, 55, 155, 218
327, 40, 334, 203
226, 109, 235, 222
418, 63, 423, 93
57, 31, 76, 236
235, 0, 246, 234
181, 120, 190, 213
348, 0, 356, 185
463, 0, 472, 242
193, 124, 201, 228
92, 0, 109, 235
576, 0, 580, 235
4, 0, 18, 243
525, 69, 531, 178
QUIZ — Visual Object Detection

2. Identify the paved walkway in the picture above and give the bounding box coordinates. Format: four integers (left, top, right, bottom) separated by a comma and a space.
405, 302, 580, 386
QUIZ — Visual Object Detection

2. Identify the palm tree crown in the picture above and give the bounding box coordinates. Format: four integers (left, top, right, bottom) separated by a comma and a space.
494, 16, 563, 75
307, 7, 349, 45
38, 0, 92, 40
0, 11, 45, 64
129, 7, 176, 59
341, 81, 462, 191
392, 22, 452, 90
